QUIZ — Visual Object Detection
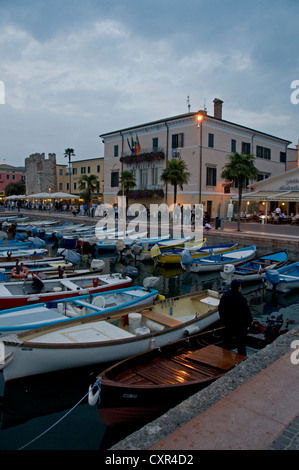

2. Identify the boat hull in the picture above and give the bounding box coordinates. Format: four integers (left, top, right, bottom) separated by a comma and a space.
0, 274, 132, 310
185, 246, 256, 273
96, 328, 246, 428
157, 243, 237, 265
1, 291, 221, 381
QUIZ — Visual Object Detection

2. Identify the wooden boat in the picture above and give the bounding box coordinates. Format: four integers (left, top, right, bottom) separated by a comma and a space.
0, 272, 133, 310
157, 242, 237, 265
0, 248, 48, 259
95, 231, 149, 252
91, 327, 246, 427
0, 255, 67, 270
1, 289, 221, 381
220, 250, 289, 284
7, 259, 73, 277
0, 282, 159, 337
262, 261, 299, 293
129, 236, 201, 261
181, 246, 256, 273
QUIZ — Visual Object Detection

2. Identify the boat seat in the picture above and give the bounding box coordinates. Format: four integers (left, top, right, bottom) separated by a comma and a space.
140, 309, 182, 327
60, 279, 79, 291
71, 300, 102, 310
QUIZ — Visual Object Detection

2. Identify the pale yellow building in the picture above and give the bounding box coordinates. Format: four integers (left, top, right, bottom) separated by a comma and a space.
56, 157, 104, 199
100, 98, 295, 220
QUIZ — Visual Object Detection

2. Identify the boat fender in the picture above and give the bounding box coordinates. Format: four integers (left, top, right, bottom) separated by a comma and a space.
88, 378, 101, 406
157, 294, 165, 301
184, 326, 200, 336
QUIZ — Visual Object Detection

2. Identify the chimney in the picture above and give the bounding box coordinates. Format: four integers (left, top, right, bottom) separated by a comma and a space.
213, 98, 223, 119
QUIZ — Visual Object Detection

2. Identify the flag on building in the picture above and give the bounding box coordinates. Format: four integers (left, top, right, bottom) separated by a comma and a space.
135, 134, 141, 155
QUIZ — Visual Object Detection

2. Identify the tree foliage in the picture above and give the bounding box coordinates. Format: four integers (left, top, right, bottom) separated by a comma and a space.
221, 152, 258, 231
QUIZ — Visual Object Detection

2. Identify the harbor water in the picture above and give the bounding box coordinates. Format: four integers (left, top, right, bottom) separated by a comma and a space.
1, 250, 299, 450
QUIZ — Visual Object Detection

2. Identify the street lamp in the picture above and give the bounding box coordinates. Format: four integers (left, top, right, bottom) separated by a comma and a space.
196, 113, 205, 204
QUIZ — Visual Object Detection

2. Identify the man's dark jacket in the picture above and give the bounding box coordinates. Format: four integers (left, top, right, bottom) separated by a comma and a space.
218, 289, 253, 336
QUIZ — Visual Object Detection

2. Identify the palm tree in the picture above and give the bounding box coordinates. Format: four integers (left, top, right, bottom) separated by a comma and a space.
64, 148, 75, 192
78, 174, 100, 210
160, 158, 190, 204
119, 170, 136, 213
221, 152, 258, 231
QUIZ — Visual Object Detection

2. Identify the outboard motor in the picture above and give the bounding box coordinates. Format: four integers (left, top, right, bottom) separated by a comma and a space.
264, 311, 284, 342
143, 276, 160, 291
265, 269, 280, 292
121, 265, 139, 279
220, 264, 235, 291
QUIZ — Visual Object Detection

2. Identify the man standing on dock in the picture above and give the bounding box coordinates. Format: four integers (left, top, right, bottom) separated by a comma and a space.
218, 279, 253, 355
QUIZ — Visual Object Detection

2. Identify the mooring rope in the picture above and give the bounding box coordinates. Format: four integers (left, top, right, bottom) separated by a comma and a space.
18, 378, 101, 450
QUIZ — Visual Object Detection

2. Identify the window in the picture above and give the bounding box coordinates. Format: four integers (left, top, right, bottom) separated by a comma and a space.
59, 168, 63, 175
172, 133, 184, 149
206, 167, 216, 186
66, 182, 70, 190
152, 137, 159, 152
242, 142, 251, 154
231, 139, 236, 152
6, 174, 9, 179
152, 167, 158, 186
72, 168, 77, 175
257, 172, 270, 181
12, 174, 15, 180
256, 145, 271, 160
280, 152, 286, 163
114, 145, 119, 157
97, 165, 101, 173
81, 167, 86, 174
73, 182, 77, 190
140, 169, 148, 187
208, 133, 214, 148
111, 171, 119, 187
87, 166, 90, 173
59, 183, 63, 190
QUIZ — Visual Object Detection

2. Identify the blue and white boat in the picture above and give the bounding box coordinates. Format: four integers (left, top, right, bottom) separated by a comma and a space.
0, 281, 159, 337
221, 250, 289, 284
181, 245, 256, 273
263, 261, 299, 293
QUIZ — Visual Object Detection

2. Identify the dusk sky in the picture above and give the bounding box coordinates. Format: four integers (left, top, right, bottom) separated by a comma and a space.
1, 0, 299, 167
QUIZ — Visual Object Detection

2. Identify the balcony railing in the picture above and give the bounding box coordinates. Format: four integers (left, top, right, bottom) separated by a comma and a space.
120, 149, 165, 165
117, 188, 164, 199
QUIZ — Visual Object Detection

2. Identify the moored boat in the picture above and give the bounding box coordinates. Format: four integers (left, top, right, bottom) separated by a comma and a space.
221, 250, 289, 284
157, 242, 237, 265
0, 281, 159, 337
181, 246, 256, 273
263, 261, 299, 293
91, 327, 246, 427
0, 272, 133, 310
1, 289, 221, 381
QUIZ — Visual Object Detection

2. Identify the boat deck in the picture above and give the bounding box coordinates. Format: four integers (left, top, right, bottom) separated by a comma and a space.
112, 345, 246, 386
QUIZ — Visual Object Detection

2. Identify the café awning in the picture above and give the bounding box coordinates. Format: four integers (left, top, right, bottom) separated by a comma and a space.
235, 190, 299, 202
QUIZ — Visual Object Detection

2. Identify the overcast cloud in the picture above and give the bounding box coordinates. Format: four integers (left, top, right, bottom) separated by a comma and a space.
0, 0, 299, 166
